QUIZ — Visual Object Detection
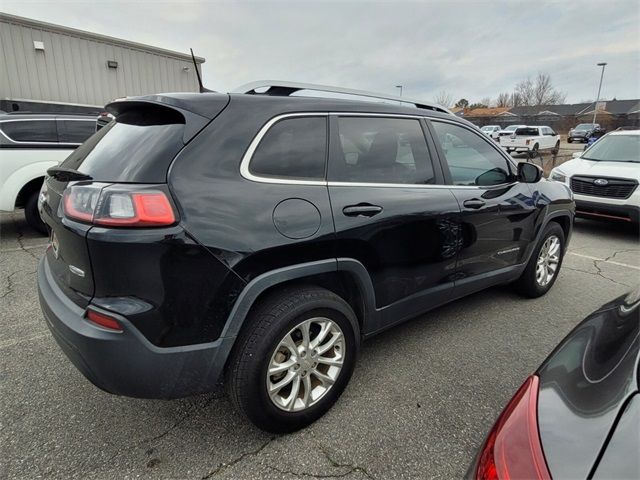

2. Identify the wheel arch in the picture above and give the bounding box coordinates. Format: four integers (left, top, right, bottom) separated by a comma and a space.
220, 259, 378, 346
15, 176, 45, 208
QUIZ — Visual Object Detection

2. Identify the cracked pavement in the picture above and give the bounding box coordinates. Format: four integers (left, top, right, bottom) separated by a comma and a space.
1, 210, 638, 479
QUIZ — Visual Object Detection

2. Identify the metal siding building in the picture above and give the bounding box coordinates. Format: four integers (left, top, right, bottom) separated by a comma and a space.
0, 13, 205, 109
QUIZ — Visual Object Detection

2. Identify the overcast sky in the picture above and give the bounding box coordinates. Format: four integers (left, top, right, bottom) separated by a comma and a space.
3, 0, 639, 104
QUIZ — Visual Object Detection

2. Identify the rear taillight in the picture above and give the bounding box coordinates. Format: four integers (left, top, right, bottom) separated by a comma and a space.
86, 308, 122, 332
475, 375, 550, 480
63, 184, 176, 227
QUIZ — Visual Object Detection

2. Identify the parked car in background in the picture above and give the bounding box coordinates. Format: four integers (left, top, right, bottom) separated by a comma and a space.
500, 126, 560, 155
568, 123, 603, 143
497, 124, 526, 140
37, 84, 574, 433
480, 125, 501, 140
468, 287, 640, 480
549, 130, 639, 223
0, 113, 96, 233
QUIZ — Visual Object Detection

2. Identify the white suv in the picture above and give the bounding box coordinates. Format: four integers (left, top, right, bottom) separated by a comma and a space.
549, 130, 640, 224
0, 113, 96, 233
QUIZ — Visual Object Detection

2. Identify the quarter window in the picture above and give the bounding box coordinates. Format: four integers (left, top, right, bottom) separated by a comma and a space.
249, 116, 327, 180
330, 117, 435, 184
57, 120, 96, 143
0, 120, 58, 142
431, 121, 512, 186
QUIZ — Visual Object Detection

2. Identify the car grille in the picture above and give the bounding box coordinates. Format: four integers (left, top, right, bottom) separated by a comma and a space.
570, 176, 638, 199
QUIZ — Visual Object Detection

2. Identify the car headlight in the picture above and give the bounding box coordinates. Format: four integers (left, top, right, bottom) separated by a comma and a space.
549, 169, 567, 183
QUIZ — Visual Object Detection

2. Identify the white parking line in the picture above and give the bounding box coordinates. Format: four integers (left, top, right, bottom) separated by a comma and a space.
568, 252, 640, 271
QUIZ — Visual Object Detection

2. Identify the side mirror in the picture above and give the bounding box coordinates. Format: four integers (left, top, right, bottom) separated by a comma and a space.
517, 162, 543, 183
572, 152, 581, 158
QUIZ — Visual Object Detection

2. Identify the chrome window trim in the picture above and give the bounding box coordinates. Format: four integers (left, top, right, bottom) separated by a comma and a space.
0, 118, 94, 146
240, 112, 329, 186
240, 111, 520, 190
240, 112, 432, 186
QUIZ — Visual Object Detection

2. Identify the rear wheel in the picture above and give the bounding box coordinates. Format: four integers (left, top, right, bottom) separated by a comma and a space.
515, 223, 565, 298
227, 286, 358, 433
24, 191, 47, 235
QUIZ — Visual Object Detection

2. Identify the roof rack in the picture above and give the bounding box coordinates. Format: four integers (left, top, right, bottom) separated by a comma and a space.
232, 80, 452, 114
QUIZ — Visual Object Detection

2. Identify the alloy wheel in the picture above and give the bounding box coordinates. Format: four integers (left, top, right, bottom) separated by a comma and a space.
267, 317, 345, 412
536, 235, 561, 286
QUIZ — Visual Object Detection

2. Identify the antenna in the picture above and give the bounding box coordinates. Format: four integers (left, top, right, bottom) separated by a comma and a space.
190, 48, 214, 93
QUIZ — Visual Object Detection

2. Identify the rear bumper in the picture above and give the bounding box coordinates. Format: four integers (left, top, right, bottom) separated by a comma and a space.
37, 256, 235, 399
575, 199, 640, 223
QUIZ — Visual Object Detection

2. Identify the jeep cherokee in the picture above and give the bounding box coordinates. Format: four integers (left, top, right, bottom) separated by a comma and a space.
37, 83, 575, 433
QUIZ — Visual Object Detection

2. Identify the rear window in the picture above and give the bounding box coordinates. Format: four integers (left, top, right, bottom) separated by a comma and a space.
515, 128, 539, 136
0, 120, 58, 142
61, 112, 185, 183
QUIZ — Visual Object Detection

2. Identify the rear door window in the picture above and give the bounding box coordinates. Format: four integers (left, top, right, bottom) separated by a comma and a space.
0, 120, 58, 142
57, 120, 96, 143
329, 116, 435, 184
249, 116, 327, 180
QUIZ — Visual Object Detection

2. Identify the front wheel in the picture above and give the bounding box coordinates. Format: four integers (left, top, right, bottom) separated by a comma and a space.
515, 222, 565, 298
567, 137, 573, 144
227, 286, 358, 433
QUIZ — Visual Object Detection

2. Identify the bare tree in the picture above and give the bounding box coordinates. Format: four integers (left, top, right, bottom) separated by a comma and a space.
496, 92, 512, 107
514, 78, 535, 106
510, 92, 524, 107
513, 73, 566, 106
434, 90, 454, 107
480, 97, 493, 108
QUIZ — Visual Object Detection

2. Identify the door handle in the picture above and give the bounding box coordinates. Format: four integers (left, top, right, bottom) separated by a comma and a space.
463, 199, 486, 209
342, 203, 383, 217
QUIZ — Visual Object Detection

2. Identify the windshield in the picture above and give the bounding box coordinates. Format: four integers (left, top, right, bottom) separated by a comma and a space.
582, 134, 640, 163
481, 126, 494, 131
503, 125, 520, 132
575, 124, 595, 131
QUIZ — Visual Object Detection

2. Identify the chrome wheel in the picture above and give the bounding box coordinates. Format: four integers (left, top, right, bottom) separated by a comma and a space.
267, 317, 345, 412
536, 235, 561, 286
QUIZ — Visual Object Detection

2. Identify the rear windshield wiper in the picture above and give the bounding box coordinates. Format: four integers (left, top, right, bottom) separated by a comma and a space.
47, 167, 93, 182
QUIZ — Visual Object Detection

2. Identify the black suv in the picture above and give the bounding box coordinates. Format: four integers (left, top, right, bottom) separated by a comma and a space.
37, 83, 575, 432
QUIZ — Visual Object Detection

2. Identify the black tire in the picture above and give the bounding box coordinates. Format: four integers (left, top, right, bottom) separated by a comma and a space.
515, 222, 565, 298
227, 285, 359, 433
24, 191, 47, 235
551, 141, 560, 155
567, 137, 573, 143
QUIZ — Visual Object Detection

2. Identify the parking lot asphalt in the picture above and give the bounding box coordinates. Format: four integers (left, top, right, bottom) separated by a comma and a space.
1, 192, 639, 479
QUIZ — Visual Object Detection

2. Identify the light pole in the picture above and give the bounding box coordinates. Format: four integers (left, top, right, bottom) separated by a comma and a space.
592, 62, 607, 125
396, 85, 403, 97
